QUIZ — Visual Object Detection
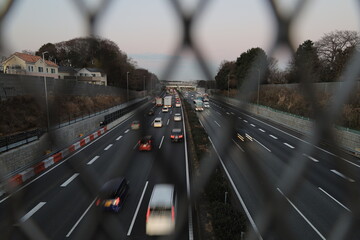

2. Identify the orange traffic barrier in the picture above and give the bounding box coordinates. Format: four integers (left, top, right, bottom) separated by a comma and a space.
34, 162, 45, 174
8, 174, 23, 187
53, 153, 62, 163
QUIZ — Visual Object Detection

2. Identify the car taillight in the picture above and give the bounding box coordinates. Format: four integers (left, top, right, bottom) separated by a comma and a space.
146, 208, 151, 222
171, 206, 175, 221
96, 199, 101, 206
171, 135, 174, 138
113, 197, 120, 206
179, 135, 183, 138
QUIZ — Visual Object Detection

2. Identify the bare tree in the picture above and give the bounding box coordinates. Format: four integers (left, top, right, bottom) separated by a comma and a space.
315, 30, 360, 81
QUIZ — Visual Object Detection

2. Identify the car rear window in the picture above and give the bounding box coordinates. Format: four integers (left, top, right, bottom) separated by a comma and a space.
150, 206, 172, 216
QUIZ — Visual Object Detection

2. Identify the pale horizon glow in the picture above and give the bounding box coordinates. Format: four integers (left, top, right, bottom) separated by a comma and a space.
1, 0, 359, 81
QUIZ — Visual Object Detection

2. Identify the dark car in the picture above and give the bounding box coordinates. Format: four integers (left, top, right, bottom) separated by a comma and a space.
96, 178, 129, 212
138, 135, 153, 151
170, 128, 183, 142
235, 128, 253, 142
148, 109, 155, 116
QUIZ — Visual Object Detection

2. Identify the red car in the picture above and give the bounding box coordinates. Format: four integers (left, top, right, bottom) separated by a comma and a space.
138, 136, 153, 151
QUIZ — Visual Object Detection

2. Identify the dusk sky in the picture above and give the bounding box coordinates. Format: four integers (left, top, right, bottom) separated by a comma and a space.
1, 0, 359, 81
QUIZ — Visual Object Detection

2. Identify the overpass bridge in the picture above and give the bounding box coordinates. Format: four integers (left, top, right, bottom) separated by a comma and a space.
161, 81, 197, 90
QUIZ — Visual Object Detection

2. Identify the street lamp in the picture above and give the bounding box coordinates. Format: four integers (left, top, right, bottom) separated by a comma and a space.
143, 75, 146, 97
227, 75, 230, 98
126, 71, 129, 102
256, 68, 260, 106
42, 51, 50, 132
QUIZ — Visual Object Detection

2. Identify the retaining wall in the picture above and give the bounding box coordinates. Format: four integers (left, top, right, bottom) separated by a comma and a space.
221, 96, 360, 156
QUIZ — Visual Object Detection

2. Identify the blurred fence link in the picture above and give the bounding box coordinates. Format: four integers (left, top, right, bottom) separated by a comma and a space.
0, 0, 360, 239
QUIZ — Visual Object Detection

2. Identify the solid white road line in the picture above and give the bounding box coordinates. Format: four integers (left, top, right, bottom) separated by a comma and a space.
330, 170, 355, 182
116, 135, 123, 141
159, 136, 164, 149
209, 137, 263, 240
124, 129, 130, 133
20, 202, 46, 223
60, 173, 79, 187
167, 119, 170, 125
214, 121, 221, 127
253, 138, 271, 152
127, 181, 149, 236
284, 143, 295, 149
232, 139, 245, 152
181, 105, 194, 240
318, 187, 351, 212
104, 144, 113, 151
269, 134, 278, 139
277, 188, 326, 240
303, 154, 319, 163
66, 199, 96, 238
259, 128, 265, 133
87, 156, 99, 165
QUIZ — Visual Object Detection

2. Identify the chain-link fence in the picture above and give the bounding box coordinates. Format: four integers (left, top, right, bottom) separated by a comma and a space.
1, 0, 360, 239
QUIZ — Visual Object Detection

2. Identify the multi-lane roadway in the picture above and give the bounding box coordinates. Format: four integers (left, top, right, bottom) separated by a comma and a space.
183, 92, 360, 240
0, 95, 192, 240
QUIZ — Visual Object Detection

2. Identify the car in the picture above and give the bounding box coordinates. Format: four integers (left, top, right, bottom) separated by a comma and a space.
146, 184, 176, 236
138, 136, 153, 151
154, 117, 163, 128
175, 102, 181, 108
235, 128, 253, 142
173, 113, 182, 122
95, 177, 129, 212
203, 102, 210, 108
162, 107, 169, 113
131, 120, 140, 130
170, 128, 183, 142
148, 109, 155, 116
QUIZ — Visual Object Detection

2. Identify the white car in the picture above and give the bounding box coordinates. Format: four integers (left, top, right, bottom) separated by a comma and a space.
204, 102, 210, 108
154, 118, 163, 128
175, 102, 181, 108
173, 113, 182, 122
146, 184, 176, 236
162, 107, 169, 113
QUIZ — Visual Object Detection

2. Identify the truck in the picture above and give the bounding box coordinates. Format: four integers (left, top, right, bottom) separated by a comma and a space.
163, 96, 172, 108
194, 100, 204, 112
155, 97, 163, 107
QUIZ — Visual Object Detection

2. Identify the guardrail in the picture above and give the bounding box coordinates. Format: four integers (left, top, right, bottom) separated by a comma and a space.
0, 129, 45, 153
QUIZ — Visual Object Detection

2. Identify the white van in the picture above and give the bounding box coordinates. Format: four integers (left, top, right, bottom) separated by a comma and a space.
146, 184, 176, 236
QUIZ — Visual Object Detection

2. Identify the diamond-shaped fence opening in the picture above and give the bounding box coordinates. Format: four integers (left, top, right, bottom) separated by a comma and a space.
0, 0, 360, 239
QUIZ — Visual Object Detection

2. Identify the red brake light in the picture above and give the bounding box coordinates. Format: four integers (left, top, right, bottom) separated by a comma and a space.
171, 206, 175, 221
146, 208, 151, 222
179, 135, 183, 138
96, 199, 101, 206
171, 135, 174, 138
113, 197, 120, 206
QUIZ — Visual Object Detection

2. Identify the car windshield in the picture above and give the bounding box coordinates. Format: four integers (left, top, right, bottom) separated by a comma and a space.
172, 129, 182, 134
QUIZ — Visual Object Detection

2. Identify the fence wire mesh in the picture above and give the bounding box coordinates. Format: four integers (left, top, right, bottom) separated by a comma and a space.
0, 0, 360, 239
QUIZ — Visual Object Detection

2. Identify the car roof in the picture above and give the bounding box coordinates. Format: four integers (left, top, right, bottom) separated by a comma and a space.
172, 128, 182, 133
100, 177, 126, 196
132, 120, 139, 123
175, 113, 181, 115
155, 117, 162, 121
149, 184, 175, 207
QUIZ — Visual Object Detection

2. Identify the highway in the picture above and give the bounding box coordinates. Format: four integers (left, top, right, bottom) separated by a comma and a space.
0, 95, 192, 240
183, 91, 360, 240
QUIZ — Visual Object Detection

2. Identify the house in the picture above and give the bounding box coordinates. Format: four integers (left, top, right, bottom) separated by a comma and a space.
2, 52, 58, 78
58, 66, 77, 79
76, 68, 107, 86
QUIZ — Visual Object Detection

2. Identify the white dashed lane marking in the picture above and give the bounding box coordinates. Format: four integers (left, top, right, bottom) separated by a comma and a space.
60, 173, 79, 187
269, 135, 278, 139
303, 154, 319, 163
104, 144, 113, 151
284, 143, 295, 149
259, 128, 265, 132
20, 202, 46, 223
330, 170, 355, 182
87, 156, 99, 165
243, 120, 248, 123
116, 135, 123, 141
250, 124, 256, 127
214, 121, 221, 127
124, 129, 130, 133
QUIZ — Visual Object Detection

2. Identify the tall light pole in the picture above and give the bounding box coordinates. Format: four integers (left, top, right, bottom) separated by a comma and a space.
143, 75, 146, 97
227, 75, 230, 98
256, 68, 260, 106
126, 71, 129, 102
42, 51, 50, 132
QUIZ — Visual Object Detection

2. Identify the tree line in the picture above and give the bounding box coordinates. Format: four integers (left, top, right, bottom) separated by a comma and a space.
35, 37, 159, 91
215, 30, 360, 90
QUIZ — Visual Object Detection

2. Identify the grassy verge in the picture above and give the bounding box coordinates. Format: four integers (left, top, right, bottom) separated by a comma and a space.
182, 98, 247, 240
